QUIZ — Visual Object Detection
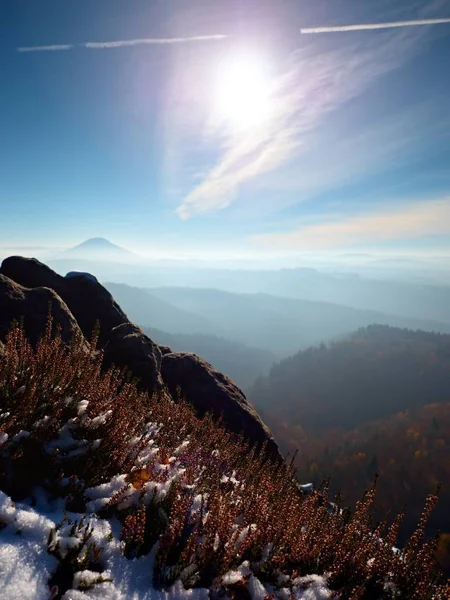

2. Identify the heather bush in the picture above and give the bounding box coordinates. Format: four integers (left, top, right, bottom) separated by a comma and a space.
47, 514, 112, 599
0, 320, 449, 598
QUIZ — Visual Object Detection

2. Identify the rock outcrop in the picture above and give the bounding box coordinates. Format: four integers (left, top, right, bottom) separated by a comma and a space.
158, 344, 173, 356
0, 256, 281, 461
0, 257, 127, 346
161, 352, 279, 458
0, 274, 83, 347
103, 323, 165, 392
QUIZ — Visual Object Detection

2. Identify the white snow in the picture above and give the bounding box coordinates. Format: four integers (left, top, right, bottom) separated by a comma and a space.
173, 440, 190, 455
299, 483, 314, 493
0, 403, 335, 600
234, 524, 257, 551
88, 411, 112, 428
77, 400, 90, 416
0, 484, 334, 600
33, 416, 50, 429
0, 491, 58, 600
12, 429, 30, 442
85, 474, 129, 512
290, 575, 333, 600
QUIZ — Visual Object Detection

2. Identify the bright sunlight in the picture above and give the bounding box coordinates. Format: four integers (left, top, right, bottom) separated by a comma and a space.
214, 53, 271, 130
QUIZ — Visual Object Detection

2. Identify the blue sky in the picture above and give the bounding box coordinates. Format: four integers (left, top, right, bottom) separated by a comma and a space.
1, 0, 450, 261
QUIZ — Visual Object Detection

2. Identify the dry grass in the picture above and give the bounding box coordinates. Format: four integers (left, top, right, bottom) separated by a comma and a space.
0, 319, 449, 598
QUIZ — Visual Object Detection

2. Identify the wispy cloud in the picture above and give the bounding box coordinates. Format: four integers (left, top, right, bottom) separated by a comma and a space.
176, 3, 450, 221
250, 197, 450, 251
17, 35, 229, 53
244, 97, 450, 215
18, 44, 74, 52
176, 18, 439, 220
300, 17, 450, 34
84, 35, 229, 49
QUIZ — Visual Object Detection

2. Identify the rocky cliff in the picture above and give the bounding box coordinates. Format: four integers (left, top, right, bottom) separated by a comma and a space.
0, 256, 280, 461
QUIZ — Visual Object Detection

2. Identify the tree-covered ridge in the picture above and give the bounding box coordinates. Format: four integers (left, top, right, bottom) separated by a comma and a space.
249, 325, 450, 571
251, 325, 450, 433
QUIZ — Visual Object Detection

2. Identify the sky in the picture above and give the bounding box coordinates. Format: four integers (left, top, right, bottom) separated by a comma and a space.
1, 0, 450, 263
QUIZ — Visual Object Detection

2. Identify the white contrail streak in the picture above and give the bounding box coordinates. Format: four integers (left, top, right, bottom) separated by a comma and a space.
84, 34, 229, 48
300, 18, 450, 34
17, 44, 74, 52
17, 35, 229, 53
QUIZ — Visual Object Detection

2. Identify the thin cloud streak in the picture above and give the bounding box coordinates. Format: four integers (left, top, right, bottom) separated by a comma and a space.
84, 35, 229, 48
301, 18, 450, 34
251, 197, 450, 251
17, 44, 74, 52
17, 35, 229, 53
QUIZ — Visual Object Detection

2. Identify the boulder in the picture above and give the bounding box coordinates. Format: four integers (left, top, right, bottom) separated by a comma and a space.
103, 323, 164, 393
0, 274, 83, 347
0, 257, 128, 346
161, 352, 281, 461
0, 256, 282, 461
158, 344, 173, 356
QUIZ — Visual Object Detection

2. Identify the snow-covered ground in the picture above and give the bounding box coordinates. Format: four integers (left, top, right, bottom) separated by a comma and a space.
0, 401, 332, 600
0, 489, 332, 600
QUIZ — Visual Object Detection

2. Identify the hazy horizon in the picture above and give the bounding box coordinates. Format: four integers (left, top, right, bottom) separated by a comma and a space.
2, 0, 450, 266
2, 237, 450, 287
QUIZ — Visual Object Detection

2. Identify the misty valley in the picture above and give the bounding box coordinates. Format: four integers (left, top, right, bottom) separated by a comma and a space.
3, 4, 450, 595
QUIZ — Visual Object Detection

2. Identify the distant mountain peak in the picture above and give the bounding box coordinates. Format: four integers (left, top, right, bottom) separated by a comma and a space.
71, 238, 127, 250
63, 238, 137, 263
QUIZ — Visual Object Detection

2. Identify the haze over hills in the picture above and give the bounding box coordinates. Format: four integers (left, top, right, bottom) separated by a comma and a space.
103, 281, 450, 386
59, 237, 139, 264
45, 240, 450, 327
143, 270, 450, 324
141, 326, 275, 389
105, 282, 219, 336
147, 286, 450, 356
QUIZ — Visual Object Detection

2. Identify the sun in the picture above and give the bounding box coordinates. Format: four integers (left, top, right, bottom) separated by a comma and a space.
214, 53, 272, 130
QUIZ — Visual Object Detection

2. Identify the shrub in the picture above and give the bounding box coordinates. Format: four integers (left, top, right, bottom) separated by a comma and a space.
0, 319, 448, 598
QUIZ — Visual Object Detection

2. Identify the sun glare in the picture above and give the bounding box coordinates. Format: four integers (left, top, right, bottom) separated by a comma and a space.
214, 54, 271, 130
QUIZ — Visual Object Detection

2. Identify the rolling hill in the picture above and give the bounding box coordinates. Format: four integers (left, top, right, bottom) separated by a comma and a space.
248, 325, 450, 553
147, 286, 450, 356
104, 283, 220, 336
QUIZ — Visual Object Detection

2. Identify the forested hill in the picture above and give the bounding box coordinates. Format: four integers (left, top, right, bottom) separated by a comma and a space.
249, 325, 450, 566
250, 325, 450, 433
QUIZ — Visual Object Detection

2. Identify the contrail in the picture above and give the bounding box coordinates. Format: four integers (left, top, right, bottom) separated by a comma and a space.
300, 17, 450, 34
17, 44, 74, 52
17, 35, 229, 53
84, 35, 229, 48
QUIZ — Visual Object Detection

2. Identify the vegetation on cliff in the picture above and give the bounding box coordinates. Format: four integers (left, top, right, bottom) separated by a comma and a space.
0, 320, 449, 598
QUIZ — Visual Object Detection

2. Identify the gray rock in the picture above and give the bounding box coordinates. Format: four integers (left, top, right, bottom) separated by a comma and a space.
0, 256, 281, 461
161, 352, 281, 461
0, 274, 83, 347
158, 344, 173, 356
65, 271, 99, 283
0, 257, 127, 346
103, 323, 164, 393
